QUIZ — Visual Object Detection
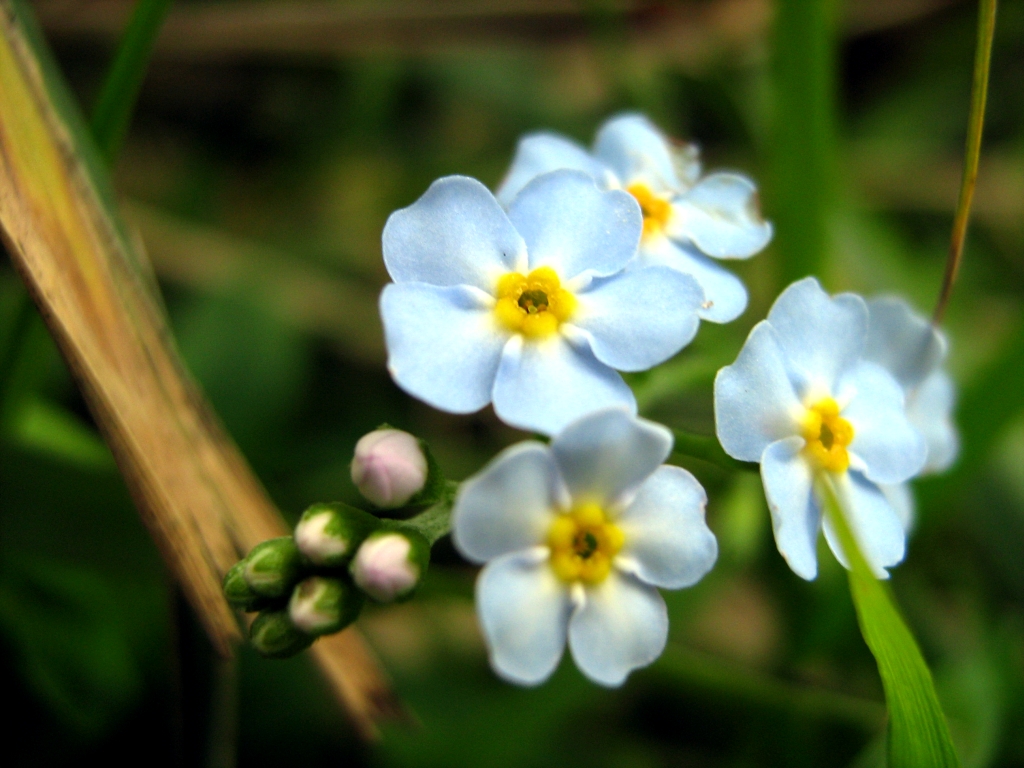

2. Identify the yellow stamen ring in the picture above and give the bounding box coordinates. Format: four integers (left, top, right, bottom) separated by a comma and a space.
547, 503, 624, 585
800, 398, 854, 473
494, 266, 576, 338
626, 182, 673, 240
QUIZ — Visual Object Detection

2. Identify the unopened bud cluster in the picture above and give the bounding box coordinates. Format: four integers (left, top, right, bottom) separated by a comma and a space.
224, 428, 437, 658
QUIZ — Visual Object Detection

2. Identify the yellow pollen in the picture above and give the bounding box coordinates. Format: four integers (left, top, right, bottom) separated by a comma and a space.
494, 266, 576, 338
626, 183, 673, 240
800, 398, 855, 473
547, 503, 625, 585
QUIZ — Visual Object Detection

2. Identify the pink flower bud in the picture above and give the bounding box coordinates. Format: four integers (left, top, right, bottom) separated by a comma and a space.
350, 429, 427, 508
350, 532, 426, 602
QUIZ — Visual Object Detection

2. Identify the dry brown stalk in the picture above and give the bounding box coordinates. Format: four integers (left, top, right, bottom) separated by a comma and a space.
0, 1, 399, 739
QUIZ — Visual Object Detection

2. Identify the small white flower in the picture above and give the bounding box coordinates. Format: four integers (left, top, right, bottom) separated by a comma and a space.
714, 278, 928, 580
381, 169, 705, 434
350, 428, 428, 508
452, 407, 717, 687
863, 297, 959, 530
496, 113, 773, 323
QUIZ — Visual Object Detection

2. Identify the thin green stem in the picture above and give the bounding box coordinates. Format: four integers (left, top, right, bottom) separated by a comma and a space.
651, 643, 884, 732
402, 483, 458, 545
933, 0, 998, 325
90, 0, 173, 162
671, 429, 758, 473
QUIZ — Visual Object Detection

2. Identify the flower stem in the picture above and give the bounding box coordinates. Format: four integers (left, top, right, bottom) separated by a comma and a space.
933, 0, 998, 325
671, 430, 758, 473
401, 482, 458, 545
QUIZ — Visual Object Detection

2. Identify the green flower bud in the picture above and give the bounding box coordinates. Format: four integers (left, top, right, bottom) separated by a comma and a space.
288, 575, 364, 635
223, 560, 270, 612
293, 503, 381, 567
243, 537, 303, 598
249, 609, 314, 659
350, 526, 430, 603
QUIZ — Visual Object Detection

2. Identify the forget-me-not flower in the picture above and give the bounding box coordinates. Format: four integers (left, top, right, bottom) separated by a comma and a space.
714, 278, 928, 579
496, 113, 772, 324
381, 169, 704, 435
864, 297, 959, 528
452, 407, 717, 686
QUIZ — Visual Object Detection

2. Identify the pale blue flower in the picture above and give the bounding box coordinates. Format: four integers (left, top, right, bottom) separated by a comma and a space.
497, 113, 773, 323
714, 278, 927, 580
452, 407, 717, 686
381, 169, 704, 435
864, 297, 959, 529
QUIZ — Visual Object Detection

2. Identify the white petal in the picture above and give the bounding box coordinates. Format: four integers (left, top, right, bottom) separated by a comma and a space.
766, 277, 868, 394
381, 283, 506, 413
382, 176, 526, 291
881, 482, 916, 533
714, 322, 802, 462
477, 550, 572, 686
551, 407, 672, 507
865, 297, 946, 391
841, 361, 927, 485
616, 466, 717, 589
492, 335, 636, 436
571, 266, 703, 372
452, 442, 559, 563
508, 170, 642, 280
638, 237, 748, 323
495, 132, 611, 207
667, 173, 773, 260
568, 571, 668, 687
822, 472, 905, 579
761, 437, 820, 580
593, 112, 680, 192
909, 370, 959, 474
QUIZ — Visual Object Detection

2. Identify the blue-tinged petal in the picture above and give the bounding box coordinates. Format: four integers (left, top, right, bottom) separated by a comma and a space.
822, 471, 905, 579
766, 277, 868, 394
568, 571, 668, 687
910, 369, 959, 474
493, 335, 636, 435
495, 133, 611, 207
616, 466, 717, 589
381, 283, 506, 414
382, 176, 526, 291
840, 361, 927, 485
550, 407, 671, 508
881, 482, 915, 533
593, 113, 680, 192
452, 442, 559, 563
638, 238, 748, 323
714, 322, 802, 462
477, 550, 572, 686
570, 266, 703, 372
666, 173, 773, 260
865, 297, 946, 391
761, 437, 819, 580
508, 170, 642, 280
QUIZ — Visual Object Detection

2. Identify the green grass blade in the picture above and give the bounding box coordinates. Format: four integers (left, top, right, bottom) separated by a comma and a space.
89, 0, 172, 162
769, 0, 839, 286
820, 478, 960, 768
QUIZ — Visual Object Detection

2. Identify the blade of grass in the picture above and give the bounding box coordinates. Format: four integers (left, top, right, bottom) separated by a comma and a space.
819, 477, 960, 768
89, 0, 171, 163
933, 0, 998, 325
0, 0, 401, 738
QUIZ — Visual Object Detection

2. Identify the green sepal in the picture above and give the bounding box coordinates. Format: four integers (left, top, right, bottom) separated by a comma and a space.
243, 537, 303, 598
249, 609, 314, 659
294, 502, 381, 567
288, 575, 365, 636
222, 559, 271, 612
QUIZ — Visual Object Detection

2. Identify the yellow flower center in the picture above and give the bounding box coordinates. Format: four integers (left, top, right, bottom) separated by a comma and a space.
800, 398, 855, 473
547, 503, 624, 585
626, 182, 673, 240
493, 266, 577, 338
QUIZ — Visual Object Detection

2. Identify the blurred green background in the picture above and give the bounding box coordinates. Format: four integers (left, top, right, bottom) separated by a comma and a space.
1, 0, 1023, 765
